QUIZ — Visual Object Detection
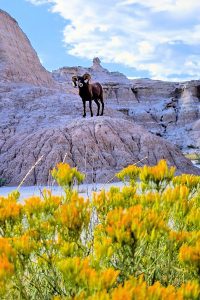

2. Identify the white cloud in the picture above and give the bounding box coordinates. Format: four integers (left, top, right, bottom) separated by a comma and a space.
27, 0, 200, 81
27, 0, 49, 5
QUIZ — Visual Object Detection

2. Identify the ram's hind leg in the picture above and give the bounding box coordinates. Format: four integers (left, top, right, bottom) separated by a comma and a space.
94, 99, 100, 116
82, 100, 86, 117
89, 99, 93, 117
99, 96, 104, 116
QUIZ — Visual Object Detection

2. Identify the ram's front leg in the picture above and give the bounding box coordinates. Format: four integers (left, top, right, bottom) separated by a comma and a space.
89, 99, 93, 117
82, 99, 86, 117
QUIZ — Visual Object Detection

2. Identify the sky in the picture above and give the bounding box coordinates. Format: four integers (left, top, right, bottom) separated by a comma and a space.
0, 0, 200, 81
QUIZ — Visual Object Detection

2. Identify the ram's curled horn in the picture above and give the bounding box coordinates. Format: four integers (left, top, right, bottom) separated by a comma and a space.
83, 73, 91, 81
72, 76, 78, 81
72, 76, 78, 87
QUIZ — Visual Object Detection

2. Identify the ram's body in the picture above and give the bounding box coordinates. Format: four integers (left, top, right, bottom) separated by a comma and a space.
79, 82, 103, 101
72, 74, 104, 117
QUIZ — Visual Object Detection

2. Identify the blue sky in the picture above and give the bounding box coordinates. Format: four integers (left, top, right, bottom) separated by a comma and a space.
1, 0, 200, 81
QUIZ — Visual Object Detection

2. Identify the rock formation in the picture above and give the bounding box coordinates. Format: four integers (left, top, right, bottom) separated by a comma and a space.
0, 9, 199, 186
0, 9, 55, 87
53, 63, 200, 151
1, 76, 199, 186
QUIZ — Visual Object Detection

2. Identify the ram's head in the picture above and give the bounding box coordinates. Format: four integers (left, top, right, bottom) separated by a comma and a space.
72, 73, 91, 88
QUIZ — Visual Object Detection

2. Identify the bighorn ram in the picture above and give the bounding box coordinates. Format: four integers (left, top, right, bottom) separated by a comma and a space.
72, 73, 104, 117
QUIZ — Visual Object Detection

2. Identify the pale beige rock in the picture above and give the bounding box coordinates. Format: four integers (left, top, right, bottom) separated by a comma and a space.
129, 79, 200, 150
1, 117, 199, 186
0, 10, 55, 87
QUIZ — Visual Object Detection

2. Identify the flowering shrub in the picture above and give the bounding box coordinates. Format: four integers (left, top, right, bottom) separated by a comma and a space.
0, 160, 199, 299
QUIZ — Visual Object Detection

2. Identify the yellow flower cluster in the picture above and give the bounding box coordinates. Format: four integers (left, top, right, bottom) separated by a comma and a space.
116, 165, 140, 183
51, 162, 85, 188
42, 189, 62, 210
173, 174, 200, 190
24, 196, 43, 215
169, 230, 200, 244
55, 192, 90, 235
0, 196, 22, 222
104, 204, 168, 244
184, 200, 200, 229
105, 205, 142, 243
0, 238, 15, 259
139, 159, 176, 186
0, 254, 14, 280
0, 238, 15, 293
117, 159, 176, 191
0, 161, 199, 299
139, 191, 160, 208
162, 185, 190, 203
69, 277, 200, 300
93, 236, 113, 262
58, 257, 119, 293
93, 185, 137, 218
11, 234, 37, 256
179, 242, 200, 265
23, 192, 62, 216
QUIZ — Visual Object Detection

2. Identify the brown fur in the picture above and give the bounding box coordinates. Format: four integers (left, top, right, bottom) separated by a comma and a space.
72, 73, 104, 117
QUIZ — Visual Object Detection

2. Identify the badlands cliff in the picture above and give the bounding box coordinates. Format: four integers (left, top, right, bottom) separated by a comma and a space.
0, 10, 199, 186
53, 58, 200, 151
0, 9, 55, 87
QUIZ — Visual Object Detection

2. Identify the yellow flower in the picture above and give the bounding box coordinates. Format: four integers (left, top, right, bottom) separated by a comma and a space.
0, 254, 14, 280
42, 189, 62, 210
24, 196, 43, 214
179, 281, 200, 299
179, 242, 200, 265
51, 162, 85, 188
99, 268, 120, 290
60, 241, 78, 257
105, 205, 143, 243
173, 174, 200, 190
111, 280, 137, 300
93, 237, 113, 261
58, 257, 119, 292
116, 165, 140, 183
0, 197, 22, 222
0, 238, 15, 259
162, 185, 190, 215
139, 191, 160, 208
169, 231, 200, 244
11, 234, 37, 255
55, 193, 90, 234
186, 205, 200, 228
87, 290, 110, 300
93, 186, 137, 217
144, 210, 168, 235
140, 160, 175, 186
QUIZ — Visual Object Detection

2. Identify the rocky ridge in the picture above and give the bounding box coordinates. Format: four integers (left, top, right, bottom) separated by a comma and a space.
53, 58, 200, 151
0, 10, 199, 186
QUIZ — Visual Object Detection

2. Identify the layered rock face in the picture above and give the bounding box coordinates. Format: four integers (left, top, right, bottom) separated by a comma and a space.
0, 10, 55, 87
53, 60, 200, 151
129, 79, 200, 150
52, 58, 138, 110
0, 10, 199, 186
1, 79, 199, 185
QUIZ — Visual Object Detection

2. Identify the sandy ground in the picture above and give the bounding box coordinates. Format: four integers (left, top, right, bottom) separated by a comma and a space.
0, 182, 125, 202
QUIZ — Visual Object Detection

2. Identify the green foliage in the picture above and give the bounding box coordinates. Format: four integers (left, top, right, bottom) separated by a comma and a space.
0, 177, 6, 187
